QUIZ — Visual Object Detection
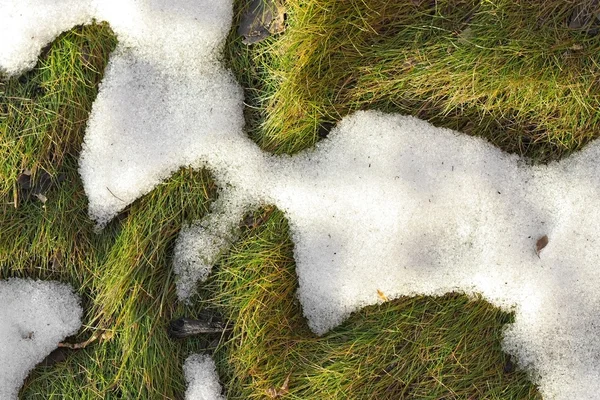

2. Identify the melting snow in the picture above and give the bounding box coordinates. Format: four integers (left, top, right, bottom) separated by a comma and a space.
0, 279, 82, 399
3, 0, 600, 398
0, 0, 243, 227
178, 110, 600, 399
184, 354, 226, 400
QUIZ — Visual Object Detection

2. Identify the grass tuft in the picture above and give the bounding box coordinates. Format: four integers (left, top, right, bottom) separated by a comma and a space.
229, 0, 600, 161
4, 0, 598, 398
1, 24, 220, 399
206, 210, 540, 399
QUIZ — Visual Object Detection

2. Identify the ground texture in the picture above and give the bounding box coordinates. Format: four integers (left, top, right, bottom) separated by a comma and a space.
2, 0, 600, 398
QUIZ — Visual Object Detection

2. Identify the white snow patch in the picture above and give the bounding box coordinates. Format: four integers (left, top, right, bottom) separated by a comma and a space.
262, 111, 600, 399
174, 188, 255, 299
184, 354, 226, 400
4, 0, 600, 398
0, 0, 93, 76
0, 0, 243, 227
81, 0, 245, 227
170, 109, 600, 399
0, 279, 82, 399
172, 110, 600, 400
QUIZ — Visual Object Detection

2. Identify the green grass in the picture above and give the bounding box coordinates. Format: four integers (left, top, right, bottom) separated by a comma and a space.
2, 0, 599, 398
242, 0, 600, 161
205, 211, 539, 399
1, 24, 219, 399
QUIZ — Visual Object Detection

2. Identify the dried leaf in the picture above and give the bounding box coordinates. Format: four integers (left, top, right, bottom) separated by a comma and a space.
536, 235, 549, 257
17, 169, 32, 190
238, 0, 286, 45
571, 43, 584, 51
15, 169, 32, 207
504, 357, 516, 374
34, 193, 48, 204
241, 206, 275, 229
16, 168, 64, 206
21, 331, 34, 340
58, 330, 113, 350
377, 289, 389, 302
266, 372, 291, 398
101, 331, 114, 341
168, 317, 226, 338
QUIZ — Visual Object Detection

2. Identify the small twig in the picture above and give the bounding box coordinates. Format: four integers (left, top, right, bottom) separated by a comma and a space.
106, 186, 125, 202
169, 318, 226, 339
58, 334, 98, 349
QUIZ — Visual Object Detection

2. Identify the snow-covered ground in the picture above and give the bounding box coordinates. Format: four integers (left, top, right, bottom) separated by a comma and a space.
184, 354, 226, 400
0, 279, 82, 399
3, 0, 600, 398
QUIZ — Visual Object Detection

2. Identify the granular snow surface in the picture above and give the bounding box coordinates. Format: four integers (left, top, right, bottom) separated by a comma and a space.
0, 279, 82, 399
178, 110, 600, 399
1, 0, 243, 228
3, 0, 600, 398
184, 354, 226, 400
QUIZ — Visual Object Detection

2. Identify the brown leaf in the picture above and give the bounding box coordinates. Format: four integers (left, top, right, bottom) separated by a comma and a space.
536, 235, 549, 257
266, 372, 291, 398
240, 206, 275, 229
15, 168, 64, 207
34, 193, 48, 204
238, 0, 286, 45
280, 373, 290, 392
58, 330, 113, 350
17, 169, 32, 190
377, 289, 389, 302
570, 43, 584, 51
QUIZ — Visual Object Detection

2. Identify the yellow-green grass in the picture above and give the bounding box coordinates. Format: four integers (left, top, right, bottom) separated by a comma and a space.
205, 210, 539, 399
2, 0, 598, 398
1, 24, 219, 399
245, 0, 600, 161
